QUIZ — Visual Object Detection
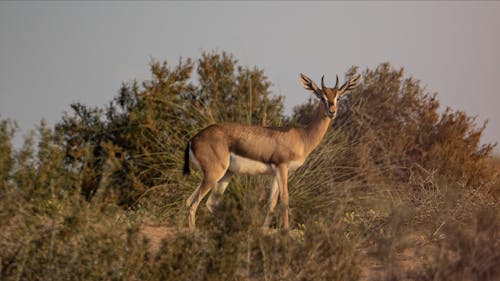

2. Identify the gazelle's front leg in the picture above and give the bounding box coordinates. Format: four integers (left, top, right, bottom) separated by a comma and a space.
278, 164, 290, 231
263, 175, 279, 227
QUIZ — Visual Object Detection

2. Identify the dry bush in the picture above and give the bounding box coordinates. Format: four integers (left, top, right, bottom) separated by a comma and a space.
412, 207, 500, 281
1, 56, 498, 280
290, 63, 499, 280
152, 206, 361, 281
292, 64, 496, 188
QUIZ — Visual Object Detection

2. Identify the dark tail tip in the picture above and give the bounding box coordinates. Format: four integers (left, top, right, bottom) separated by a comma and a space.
183, 142, 191, 176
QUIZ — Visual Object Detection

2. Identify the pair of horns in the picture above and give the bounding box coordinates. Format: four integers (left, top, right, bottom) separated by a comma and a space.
320, 75, 340, 90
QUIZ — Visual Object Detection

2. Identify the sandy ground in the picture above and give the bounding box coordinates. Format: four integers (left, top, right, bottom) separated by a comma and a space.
140, 225, 180, 254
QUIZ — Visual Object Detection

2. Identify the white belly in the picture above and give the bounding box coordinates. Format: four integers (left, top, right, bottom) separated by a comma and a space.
288, 159, 304, 171
228, 153, 275, 175
190, 148, 304, 175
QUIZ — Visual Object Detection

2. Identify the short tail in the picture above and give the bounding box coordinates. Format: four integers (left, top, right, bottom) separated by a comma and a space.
183, 142, 191, 176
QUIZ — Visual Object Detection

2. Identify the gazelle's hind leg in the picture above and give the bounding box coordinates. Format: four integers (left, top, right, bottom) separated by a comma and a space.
186, 186, 199, 208
187, 143, 229, 230
206, 171, 232, 213
188, 178, 216, 230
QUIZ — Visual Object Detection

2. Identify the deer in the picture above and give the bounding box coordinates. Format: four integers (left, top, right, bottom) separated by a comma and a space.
183, 73, 361, 231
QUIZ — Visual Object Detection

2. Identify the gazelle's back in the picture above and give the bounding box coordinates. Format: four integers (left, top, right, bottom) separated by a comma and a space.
190, 123, 303, 166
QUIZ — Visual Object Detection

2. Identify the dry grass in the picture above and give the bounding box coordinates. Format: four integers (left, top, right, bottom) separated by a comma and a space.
489, 155, 500, 200
1, 59, 499, 280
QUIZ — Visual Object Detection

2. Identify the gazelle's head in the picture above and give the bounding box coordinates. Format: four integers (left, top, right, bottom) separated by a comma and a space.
299, 73, 361, 118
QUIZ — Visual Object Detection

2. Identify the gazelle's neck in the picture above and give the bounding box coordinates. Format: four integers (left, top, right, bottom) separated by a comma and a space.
303, 103, 331, 156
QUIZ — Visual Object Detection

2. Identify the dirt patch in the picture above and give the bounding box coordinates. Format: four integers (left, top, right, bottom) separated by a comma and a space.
359, 233, 435, 281
140, 225, 181, 254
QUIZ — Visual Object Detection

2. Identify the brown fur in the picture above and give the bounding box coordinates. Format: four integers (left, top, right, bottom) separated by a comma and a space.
191, 123, 304, 166
184, 74, 361, 231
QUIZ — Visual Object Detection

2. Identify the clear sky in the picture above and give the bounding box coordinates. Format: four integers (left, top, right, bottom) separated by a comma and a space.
1, 1, 499, 153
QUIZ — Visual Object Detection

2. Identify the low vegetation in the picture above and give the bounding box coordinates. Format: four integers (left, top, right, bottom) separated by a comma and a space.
0, 51, 498, 280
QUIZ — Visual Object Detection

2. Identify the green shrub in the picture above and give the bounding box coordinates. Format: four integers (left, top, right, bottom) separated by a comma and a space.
56, 51, 283, 207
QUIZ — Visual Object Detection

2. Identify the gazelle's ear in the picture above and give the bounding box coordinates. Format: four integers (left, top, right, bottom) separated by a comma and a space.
338, 74, 361, 96
299, 73, 323, 99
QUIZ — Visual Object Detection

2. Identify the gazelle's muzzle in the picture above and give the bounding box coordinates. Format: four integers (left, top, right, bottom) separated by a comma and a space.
323, 100, 335, 118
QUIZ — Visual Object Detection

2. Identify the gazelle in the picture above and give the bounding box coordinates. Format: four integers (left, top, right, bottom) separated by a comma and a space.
183, 73, 361, 230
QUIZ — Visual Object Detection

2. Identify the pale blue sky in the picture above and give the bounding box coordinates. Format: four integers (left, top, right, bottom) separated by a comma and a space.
1, 1, 499, 153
